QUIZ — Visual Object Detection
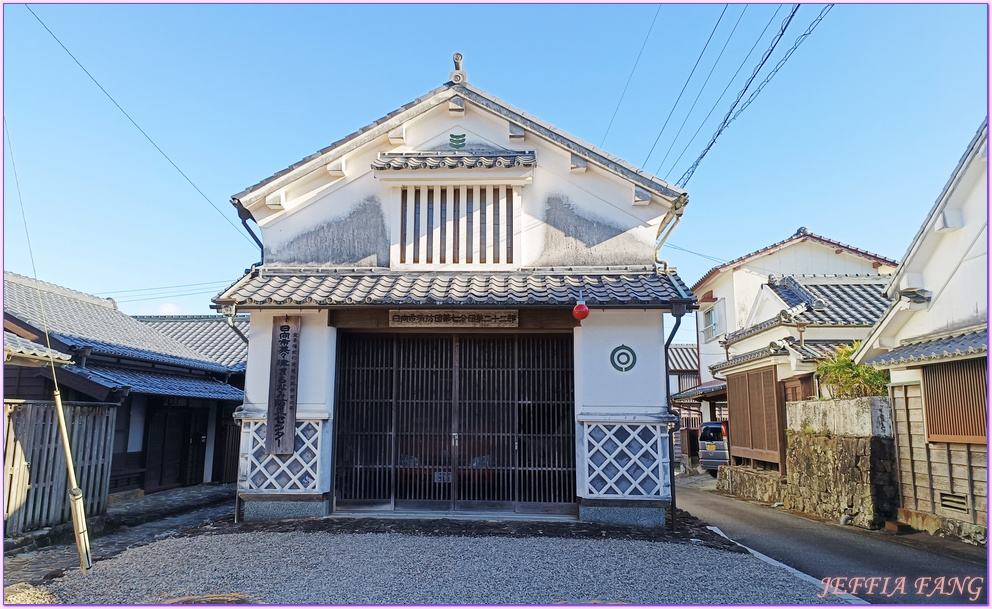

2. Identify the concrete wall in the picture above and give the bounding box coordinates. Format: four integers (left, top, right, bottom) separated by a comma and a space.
786, 397, 893, 438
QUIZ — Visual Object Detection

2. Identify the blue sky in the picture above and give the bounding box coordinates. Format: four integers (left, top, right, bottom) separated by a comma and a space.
3, 3, 988, 342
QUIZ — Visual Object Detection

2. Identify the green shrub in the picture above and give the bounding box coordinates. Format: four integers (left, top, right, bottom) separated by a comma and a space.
816, 342, 889, 398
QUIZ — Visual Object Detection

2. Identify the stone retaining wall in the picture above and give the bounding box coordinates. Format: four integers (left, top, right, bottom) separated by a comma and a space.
785, 433, 897, 528
717, 398, 898, 528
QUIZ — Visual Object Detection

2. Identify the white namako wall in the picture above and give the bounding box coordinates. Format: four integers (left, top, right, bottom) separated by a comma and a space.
249, 100, 668, 270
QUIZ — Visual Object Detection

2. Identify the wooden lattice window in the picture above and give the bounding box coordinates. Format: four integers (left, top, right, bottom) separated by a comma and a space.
398, 185, 520, 267
922, 357, 988, 444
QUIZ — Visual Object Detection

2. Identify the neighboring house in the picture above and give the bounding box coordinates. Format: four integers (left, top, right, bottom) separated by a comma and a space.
135, 314, 250, 484
213, 57, 696, 526
855, 118, 988, 543
674, 228, 899, 450
4, 272, 244, 497
711, 273, 890, 471
668, 344, 701, 427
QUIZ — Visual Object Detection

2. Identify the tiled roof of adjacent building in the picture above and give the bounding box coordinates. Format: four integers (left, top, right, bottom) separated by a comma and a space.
371, 152, 537, 171
668, 344, 699, 373
214, 266, 695, 308
233, 81, 686, 209
725, 275, 890, 345
4, 331, 74, 363
62, 364, 244, 401
711, 337, 852, 373
671, 379, 727, 401
4, 272, 229, 373
690, 227, 898, 292
136, 315, 249, 370
867, 325, 988, 367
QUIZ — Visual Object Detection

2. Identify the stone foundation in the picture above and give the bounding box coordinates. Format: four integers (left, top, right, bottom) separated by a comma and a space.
784, 434, 897, 528
898, 507, 988, 546
241, 499, 329, 521
578, 499, 668, 527
717, 466, 783, 502
717, 432, 898, 529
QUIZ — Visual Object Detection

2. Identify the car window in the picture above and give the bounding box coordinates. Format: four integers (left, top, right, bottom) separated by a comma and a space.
699, 425, 723, 442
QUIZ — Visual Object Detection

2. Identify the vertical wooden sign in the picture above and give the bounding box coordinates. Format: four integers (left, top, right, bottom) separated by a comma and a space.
267, 316, 301, 455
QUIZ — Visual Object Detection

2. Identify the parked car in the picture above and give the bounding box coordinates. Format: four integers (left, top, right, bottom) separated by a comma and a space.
698, 421, 729, 477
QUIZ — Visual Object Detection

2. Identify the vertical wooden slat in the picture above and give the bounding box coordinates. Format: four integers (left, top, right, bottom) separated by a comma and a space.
440, 186, 449, 265
427, 186, 436, 264
921, 358, 987, 443
400, 188, 408, 264
478, 186, 487, 264
412, 188, 421, 264
466, 187, 474, 264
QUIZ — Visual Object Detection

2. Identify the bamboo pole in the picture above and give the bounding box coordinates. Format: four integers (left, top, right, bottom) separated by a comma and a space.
53, 390, 92, 573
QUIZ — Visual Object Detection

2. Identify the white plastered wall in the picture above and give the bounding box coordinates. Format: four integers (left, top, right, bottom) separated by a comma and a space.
253, 101, 670, 270
574, 309, 667, 416
243, 309, 337, 419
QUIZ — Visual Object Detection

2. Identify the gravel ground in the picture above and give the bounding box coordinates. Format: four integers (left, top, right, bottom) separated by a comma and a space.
43, 531, 835, 605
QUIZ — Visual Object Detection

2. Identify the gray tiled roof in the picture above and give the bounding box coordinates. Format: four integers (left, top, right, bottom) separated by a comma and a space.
214, 266, 694, 308
868, 326, 988, 367
63, 365, 244, 401
4, 331, 74, 363
788, 340, 849, 361
691, 228, 898, 292
672, 379, 727, 401
711, 337, 852, 373
4, 272, 229, 373
710, 344, 789, 372
669, 344, 699, 373
770, 276, 890, 326
371, 152, 536, 171
724, 276, 888, 346
136, 315, 249, 369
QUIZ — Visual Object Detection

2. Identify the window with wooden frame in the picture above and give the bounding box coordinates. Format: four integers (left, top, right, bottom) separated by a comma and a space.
396, 184, 522, 267
921, 357, 987, 444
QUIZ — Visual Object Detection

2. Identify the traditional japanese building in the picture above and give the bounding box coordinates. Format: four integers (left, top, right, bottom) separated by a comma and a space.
215, 56, 696, 525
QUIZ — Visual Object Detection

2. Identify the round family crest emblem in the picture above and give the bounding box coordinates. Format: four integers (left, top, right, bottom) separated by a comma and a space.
610, 345, 636, 372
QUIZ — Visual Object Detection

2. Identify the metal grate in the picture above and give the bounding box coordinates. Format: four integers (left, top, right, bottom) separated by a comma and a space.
585, 422, 669, 499
241, 420, 321, 492
334, 333, 575, 513
399, 185, 518, 266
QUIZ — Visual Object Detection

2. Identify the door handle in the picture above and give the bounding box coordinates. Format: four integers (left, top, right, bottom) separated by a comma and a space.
452, 432, 459, 448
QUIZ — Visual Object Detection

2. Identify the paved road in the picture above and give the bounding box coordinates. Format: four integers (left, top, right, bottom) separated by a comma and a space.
676, 480, 987, 604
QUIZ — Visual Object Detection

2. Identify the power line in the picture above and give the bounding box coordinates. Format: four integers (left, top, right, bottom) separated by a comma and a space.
642, 4, 729, 167
600, 4, 663, 148
676, 4, 801, 188
115, 287, 231, 303
654, 5, 749, 175
23, 5, 255, 247
664, 5, 783, 180
724, 4, 835, 130
96, 279, 234, 296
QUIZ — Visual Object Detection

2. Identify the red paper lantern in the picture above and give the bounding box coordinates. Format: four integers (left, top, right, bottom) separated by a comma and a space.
572, 302, 590, 320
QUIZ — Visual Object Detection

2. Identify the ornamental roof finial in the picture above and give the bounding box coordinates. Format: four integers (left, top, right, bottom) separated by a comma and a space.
450, 53, 467, 84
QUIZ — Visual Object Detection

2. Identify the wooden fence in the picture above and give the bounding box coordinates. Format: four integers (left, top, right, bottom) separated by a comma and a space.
4, 400, 117, 536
